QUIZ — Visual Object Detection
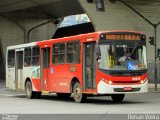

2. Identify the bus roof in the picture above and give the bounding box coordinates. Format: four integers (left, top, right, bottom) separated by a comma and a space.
7, 42, 37, 50
37, 30, 145, 46
7, 30, 145, 49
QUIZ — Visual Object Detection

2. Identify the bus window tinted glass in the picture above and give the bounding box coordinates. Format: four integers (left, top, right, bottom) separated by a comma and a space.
52, 43, 65, 64
24, 48, 31, 67
32, 47, 40, 66
8, 50, 15, 68
67, 42, 80, 63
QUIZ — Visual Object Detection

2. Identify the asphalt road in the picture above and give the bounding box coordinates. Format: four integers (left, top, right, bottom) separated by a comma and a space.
0, 82, 160, 115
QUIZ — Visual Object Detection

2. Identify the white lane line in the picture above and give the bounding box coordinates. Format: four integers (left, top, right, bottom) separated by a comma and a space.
0, 94, 25, 97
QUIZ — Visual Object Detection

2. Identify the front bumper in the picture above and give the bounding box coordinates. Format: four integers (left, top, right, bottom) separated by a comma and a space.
97, 80, 148, 94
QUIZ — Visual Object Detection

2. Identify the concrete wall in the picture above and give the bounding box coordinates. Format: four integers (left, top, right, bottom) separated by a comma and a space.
0, 17, 56, 58
0, 16, 56, 79
0, 17, 23, 58
17, 18, 56, 42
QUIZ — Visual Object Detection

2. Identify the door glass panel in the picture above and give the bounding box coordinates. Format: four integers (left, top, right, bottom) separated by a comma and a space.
84, 42, 96, 89
43, 48, 50, 68
41, 48, 50, 91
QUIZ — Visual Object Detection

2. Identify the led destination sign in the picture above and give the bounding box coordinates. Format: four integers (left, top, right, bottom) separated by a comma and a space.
105, 34, 141, 41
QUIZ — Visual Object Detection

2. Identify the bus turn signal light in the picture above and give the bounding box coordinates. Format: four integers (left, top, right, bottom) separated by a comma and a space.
140, 80, 144, 84
140, 78, 148, 84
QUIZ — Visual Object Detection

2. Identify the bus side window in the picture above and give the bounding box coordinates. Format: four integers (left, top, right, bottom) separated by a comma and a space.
67, 41, 80, 64
32, 47, 40, 66
8, 50, 15, 68
24, 48, 31, 67
52, 43, 65, 64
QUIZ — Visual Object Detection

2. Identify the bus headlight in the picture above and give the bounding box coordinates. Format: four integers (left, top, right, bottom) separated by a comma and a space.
140, 78, 148, 84
140, 80, 144, 84
108, 81, 112, 85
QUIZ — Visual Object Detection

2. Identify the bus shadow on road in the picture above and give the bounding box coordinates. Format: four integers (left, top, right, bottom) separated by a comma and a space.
86, 97, 148, 105
13, 94, 148, 105
41, 95, 74, 102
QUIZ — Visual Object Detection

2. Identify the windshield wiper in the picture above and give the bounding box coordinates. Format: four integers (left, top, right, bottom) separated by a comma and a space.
130, 43, 139, 57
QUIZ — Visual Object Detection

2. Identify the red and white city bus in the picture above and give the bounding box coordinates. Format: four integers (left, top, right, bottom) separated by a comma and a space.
6, 30, 148, 103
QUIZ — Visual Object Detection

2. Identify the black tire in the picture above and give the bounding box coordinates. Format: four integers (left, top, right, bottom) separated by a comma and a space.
57, 93, 71, 98
25, 81, 36, 99
73, 82, 86, 103
111, 94, 125, 102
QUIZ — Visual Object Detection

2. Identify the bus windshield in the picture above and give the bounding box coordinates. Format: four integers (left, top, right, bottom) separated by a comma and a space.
98, 43, 147, 71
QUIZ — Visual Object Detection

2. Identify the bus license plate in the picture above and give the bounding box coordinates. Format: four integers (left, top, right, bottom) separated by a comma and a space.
123, 87, 132, 91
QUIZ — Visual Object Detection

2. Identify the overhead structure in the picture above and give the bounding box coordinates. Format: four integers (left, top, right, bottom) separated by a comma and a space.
0, 0, 84, 19
0, 0, 85, 43
1, 0, 160, 31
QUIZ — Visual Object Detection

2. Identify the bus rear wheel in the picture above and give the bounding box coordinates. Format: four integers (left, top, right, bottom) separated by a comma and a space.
73, 82, 86, 103
25, 81, 36, 99
111, 94, 125, 102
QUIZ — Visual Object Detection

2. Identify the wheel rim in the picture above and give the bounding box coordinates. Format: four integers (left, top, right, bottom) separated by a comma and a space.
26, 82, 31, 97
74, 87, 81, 101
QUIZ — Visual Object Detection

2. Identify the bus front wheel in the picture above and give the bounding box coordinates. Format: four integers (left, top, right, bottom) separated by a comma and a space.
73, 82, 86, 103
111, 94, 125, 102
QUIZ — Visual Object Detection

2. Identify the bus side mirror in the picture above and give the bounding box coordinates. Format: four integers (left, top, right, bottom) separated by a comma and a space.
96, 44, 101, 60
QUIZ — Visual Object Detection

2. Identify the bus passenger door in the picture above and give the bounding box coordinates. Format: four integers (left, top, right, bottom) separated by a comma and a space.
15, 51, 23, 90
83, 42, 96, 90
41, 47, 50, 91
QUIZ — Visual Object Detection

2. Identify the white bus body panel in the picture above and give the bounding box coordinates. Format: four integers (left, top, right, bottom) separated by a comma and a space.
6, 67, 16, 89
6, 42, 37, 90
